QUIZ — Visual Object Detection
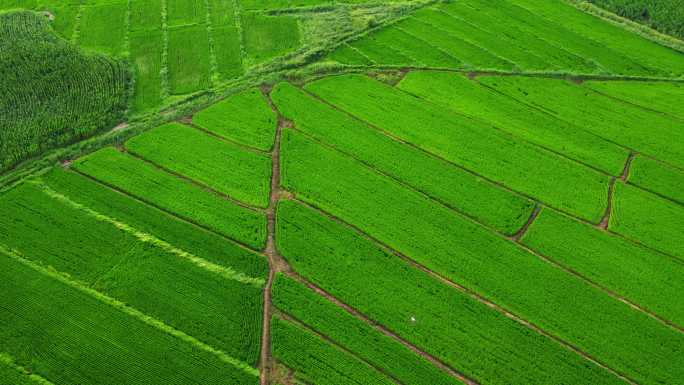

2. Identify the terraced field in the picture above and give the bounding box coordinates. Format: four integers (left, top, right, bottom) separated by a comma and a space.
1, 0, 683, 384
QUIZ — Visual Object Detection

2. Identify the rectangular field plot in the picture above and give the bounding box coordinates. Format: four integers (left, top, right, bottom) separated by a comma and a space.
0, 249, 258, 385
125, 122, 272, 208
72, 147, 267, 249
130, 0, 162, 31
305, 74, 610, 223
0, 182, 265, 366
166, 0, 206, 26
209, 0, 237, 25
77, 3, 127, 56
271, 317, 396, 385
168, 24, 212, 95
130, 30, 163, 112
279, 132, 684, 385
275, 200, 630, 385
610, 182, 684, 259
586, 80, 684, 120
212, 25, 244, 80
272, 274, 462, 385
478, 75, 684, 170
193, 88, 277, 151
241, 12, 301, 65
627, 156, 684, 205
41, 168, 269, 280
271, 82, 534, 234
397, 71, 628, 175
522, 208, 684, 326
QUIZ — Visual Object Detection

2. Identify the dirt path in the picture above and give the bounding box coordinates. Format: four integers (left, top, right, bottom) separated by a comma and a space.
509, 204, 541, 241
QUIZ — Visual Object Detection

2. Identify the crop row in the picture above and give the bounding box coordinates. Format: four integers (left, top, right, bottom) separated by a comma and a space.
0, 10, 129, 172
0, 247, 258, 384
305, 74, 610, 223
125, 122, 272, 208
278, 129, 684, 385
71, 147, 267, 249
275, 199, 626, 385
0, 181, 265, 366
272, 273, 463, 385
271, 81, 534, 235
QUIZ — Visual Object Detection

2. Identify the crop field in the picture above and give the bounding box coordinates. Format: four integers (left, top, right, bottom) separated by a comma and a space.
1, 0, 684, 384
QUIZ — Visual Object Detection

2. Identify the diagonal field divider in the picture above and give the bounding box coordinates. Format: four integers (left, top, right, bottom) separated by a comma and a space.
0, 245, 260, 378
35, 181, 265, 288
0, 352, 54, 385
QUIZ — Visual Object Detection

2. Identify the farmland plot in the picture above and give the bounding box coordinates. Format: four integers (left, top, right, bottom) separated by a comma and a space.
193, 88, 278, 151
167, 24, 213, 95
78, 3, 128, 57
627, 156, 684, 204
242, 12, 301, 66
270, 317, 396, 385
271, 82, 534, 234
72, 147, 267, 249
279, 130, 684, 385
479, 75, 684, 170
272, 274, 463, 385
522, 208, 684, 326
0, 182, 265, 365
610, 182, 684, 258
586, 80, 684, 120
275, 200, 627, 385
125, 122, 272, 208
305, 74, 610, 222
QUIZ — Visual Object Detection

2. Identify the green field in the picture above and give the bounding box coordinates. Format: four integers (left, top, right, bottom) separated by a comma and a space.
1, 0, 683, 384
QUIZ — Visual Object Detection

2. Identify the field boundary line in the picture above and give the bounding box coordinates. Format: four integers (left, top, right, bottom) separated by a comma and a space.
347, 43, 377, 65
274, 311, 404, 385
66, 167, 266, 255
288, 198, 639, 385
298, 85, 683, 260
598, 177, 617, 230
160, 0, 171, 99
183, 120, 272, 155
36, 182, 265, 287
283, 270, 481, 385
510, 204, 542, 241
232, 0, 247, 73
259, 86, 287, 385
121, 146, 266, 212
0, 352, 55, 385
0, 245, 260, 378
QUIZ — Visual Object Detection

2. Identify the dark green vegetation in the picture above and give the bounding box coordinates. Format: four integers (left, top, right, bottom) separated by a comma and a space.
588, 0, 684, 39
1, 0, 684, 384
0, 10, 129, 173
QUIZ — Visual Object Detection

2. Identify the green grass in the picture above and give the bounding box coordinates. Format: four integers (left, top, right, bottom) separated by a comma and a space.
125, 122, 272, 207
0, 182, 265, 365
610, 182, 684, 258
305, 74, 610, 222
0, 249, 258, 385
78, 4, 128, 57
272, 274, 463, 385
192, 88, 277, 151
398, 71, 629, 175
241, 12, 301, 65
72, 147, 267, 249
275, 200, 627, 385
167, 24, 212, 95
478, 75, 684, 170
272, 81, 533, 234
522, 207, 684, 326
628, 155, 684, 204
41, 168, 269, 279
280, 130, 684, 385
213, 25, 244, 80
271, 316, 395, 385
586, 80, 684, 119
0, 10, 129, 173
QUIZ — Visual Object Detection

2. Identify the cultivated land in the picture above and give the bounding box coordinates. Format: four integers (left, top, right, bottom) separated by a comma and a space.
1, 0, 683, 384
